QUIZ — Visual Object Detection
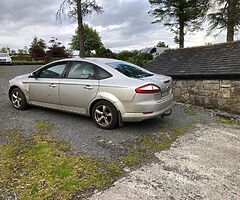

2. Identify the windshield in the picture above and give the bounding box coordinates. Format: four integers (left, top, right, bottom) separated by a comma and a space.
107, 62, 153, 78
0, 53, 9, 57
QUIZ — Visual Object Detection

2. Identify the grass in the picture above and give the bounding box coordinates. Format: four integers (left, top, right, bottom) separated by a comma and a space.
34, 120, 54, 131
0, 132, 124, 200
0, 120, 197, 198
12, 60, 45, 65
184, 108, 197, 116
217, 117, 234, 125
120, 121, 196, 167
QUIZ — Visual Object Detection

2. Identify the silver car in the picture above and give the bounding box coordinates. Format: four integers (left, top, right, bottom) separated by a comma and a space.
0, 53, 12, 65
9, 58, 173, 129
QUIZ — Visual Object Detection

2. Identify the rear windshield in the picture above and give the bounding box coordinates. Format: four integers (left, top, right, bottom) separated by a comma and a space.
107, 62, 153, 78
0, 53, 9, 57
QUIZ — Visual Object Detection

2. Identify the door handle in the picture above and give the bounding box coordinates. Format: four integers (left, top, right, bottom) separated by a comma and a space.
49, 83, 57, 88
84, 85, 94, 90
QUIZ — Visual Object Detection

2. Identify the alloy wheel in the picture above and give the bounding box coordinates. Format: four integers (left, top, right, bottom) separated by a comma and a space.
94, 105, 113, 127
11, 91, 22, 109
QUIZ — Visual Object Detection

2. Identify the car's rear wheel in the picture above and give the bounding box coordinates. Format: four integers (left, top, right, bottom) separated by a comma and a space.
10, 88, 28, 110
92, 100, 118, 130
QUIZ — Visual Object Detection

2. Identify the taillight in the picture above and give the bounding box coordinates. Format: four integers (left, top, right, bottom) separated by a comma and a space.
135, 84, 161, 94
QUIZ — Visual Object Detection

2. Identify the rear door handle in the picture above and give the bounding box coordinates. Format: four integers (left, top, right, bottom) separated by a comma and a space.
49, 83, 57, 88
84, 85, 94, 90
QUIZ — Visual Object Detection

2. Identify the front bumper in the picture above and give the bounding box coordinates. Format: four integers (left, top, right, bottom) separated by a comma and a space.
0, 61, 12, 65
121, 95, 174, 122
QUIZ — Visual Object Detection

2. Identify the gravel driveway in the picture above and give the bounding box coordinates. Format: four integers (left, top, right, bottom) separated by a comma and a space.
0, 65, 216, 159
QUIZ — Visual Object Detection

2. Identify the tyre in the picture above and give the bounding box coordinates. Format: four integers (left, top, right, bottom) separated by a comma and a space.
92, 100, 118, 130
10, 88, 28, 110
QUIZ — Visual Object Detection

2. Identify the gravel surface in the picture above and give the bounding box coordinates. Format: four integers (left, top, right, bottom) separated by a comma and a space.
0, 65, 221, 159
89, 124, 240, 200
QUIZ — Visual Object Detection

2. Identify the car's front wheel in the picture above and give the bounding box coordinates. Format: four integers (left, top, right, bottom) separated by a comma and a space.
10, 88, 28, 110
92, 100, 118, 130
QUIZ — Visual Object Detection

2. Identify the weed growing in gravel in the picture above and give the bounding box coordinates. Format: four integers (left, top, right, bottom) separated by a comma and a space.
34, 120, 54, 131
217, 117, 234, 125
0, 131, 124, 200
120, 122, 196, 167
184, 108, 197, 116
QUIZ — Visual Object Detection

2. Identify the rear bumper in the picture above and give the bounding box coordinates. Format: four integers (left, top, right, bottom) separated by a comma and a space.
121, 95, 174, 122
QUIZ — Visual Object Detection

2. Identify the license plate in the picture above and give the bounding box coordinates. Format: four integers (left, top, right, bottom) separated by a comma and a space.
161, 90, 169, 97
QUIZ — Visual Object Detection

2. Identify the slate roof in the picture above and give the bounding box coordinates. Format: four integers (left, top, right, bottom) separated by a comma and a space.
146, 41, 240, 78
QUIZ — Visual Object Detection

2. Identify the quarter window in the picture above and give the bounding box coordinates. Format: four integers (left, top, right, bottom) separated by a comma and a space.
96, 67, 112, 80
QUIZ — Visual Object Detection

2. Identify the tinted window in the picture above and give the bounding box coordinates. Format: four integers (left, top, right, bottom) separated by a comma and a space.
0, 53, 9, 57
107, 62, 153, 78
97, 67, 112, 80
38, 63, 66, 78
68, 62, 97, 80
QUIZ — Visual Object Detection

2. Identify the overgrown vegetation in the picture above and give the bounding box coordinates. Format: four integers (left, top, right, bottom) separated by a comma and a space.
0, 131, 123, 199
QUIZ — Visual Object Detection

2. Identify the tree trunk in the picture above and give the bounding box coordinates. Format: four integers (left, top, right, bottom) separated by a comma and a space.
227, 0, 236, 42
76, 0, 85, 57
179, 21, 184, 48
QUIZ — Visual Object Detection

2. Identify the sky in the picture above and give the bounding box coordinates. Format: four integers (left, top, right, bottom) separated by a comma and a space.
0, 0, 236, 52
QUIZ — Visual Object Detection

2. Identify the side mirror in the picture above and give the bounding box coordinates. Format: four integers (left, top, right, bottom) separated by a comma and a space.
29, 72, 37, 78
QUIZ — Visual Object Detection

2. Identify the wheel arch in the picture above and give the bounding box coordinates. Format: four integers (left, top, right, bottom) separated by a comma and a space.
89, 99, 117, 117
88, 94, 125, 118
8, 85, 20, 100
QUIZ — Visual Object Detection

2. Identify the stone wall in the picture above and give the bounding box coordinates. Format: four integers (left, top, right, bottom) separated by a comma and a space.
173, 80, 240, 114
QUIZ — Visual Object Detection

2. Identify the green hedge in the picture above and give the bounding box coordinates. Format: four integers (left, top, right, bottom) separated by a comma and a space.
12, 60, 45, 65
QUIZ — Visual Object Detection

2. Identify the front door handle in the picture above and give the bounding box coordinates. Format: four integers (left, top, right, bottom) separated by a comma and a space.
84, 85, 94, 90
49, 83, 57, 88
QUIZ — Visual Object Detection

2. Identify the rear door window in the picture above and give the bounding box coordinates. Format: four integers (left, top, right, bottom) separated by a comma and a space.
67, 62, 98, 80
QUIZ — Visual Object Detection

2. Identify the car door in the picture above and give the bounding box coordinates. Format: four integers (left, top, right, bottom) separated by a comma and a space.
59, 61, 99, 114
28, 61, 68, 107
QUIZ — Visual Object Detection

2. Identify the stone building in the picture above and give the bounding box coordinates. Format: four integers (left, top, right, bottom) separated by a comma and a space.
146, 42, 240, 114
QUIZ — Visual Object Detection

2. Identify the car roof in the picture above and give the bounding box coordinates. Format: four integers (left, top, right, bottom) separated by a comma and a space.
59, 57, 121, 65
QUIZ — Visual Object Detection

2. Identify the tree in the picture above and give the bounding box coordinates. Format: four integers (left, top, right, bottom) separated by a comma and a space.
208, 0, 240, 42
47, 37, 68, 57
70, 24, 103, 55
57, 0, 103, 57
17, 47, 29, 55
156, 41, 169, 48
116, 50, 153, 67
96, 47, 116, 58
149, 0, 210, 48
0, 47, 8, 53
29, 37, 47, 59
